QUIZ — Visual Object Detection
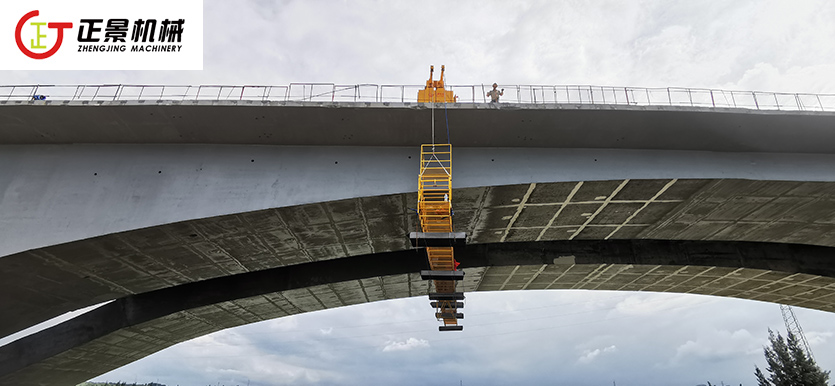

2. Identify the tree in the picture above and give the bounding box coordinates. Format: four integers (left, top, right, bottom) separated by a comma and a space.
754, 328, 830, 386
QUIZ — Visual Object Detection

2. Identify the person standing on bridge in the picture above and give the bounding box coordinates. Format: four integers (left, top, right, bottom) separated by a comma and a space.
487, 83, 504, 103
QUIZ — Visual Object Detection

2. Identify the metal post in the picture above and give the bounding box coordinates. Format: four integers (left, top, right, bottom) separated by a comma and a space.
710, 90, 715, 107
817, 95, 824, 111
667, 88, 672, 105
753, 92, 759, 109
774, 93, 780, 110
624, 87, 629, 105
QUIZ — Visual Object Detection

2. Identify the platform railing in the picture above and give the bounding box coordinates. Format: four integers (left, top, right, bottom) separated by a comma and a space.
2, 83, 835, 112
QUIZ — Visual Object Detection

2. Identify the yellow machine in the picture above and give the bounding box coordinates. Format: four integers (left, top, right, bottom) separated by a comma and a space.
415, 144, 464, 331
417, 65, 457, 103
410, 66, 464, 331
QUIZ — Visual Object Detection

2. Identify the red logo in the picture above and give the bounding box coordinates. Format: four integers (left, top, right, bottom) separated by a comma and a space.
15, 10, 73, 59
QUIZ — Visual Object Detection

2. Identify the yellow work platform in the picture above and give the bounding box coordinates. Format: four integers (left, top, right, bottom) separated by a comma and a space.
417, 144, 461, 329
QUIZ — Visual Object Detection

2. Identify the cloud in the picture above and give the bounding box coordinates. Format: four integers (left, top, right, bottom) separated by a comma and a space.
670, 329, 761, 365
806, 331, 833, 346
382, 337, 430, 352
319, 327, 333, 336
578, 345, 617, 364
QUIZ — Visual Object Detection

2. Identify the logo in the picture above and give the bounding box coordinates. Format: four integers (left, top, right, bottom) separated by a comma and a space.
2, 1, 203, 71
15, 10, 73, 59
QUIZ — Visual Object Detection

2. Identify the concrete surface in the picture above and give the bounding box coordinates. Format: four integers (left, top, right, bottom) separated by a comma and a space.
3, 239, 835, 386
5, 145, 835, 257
3, 178, 835, 341
2, 102, 835, 153
2, 102, 835, 385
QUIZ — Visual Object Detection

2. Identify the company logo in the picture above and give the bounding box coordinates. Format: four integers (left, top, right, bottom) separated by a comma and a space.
1, 1, 202, 71
15, 10, 73, 59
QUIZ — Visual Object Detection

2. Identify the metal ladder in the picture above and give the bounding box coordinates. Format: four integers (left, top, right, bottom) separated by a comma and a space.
417, 144, 462, 330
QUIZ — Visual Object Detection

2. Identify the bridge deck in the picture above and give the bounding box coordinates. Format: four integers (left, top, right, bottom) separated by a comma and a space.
2, 101, 835, 153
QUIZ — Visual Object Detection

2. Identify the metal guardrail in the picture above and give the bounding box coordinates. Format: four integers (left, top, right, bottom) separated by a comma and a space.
2, 83, 835, 112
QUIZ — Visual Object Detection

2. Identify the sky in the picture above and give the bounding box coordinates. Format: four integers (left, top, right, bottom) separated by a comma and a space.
3, 0, 835, 385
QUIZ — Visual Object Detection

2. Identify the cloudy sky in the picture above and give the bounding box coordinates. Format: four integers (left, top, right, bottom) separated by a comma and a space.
4, 0, 835, 385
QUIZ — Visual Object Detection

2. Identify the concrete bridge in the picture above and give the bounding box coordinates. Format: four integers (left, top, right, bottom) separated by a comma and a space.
2, 93, 835, 385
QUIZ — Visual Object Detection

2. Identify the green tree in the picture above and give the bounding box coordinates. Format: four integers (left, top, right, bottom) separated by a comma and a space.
754, 329, 830, 386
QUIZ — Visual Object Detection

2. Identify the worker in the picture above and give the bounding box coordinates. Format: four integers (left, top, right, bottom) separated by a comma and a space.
487, 83, 504, 103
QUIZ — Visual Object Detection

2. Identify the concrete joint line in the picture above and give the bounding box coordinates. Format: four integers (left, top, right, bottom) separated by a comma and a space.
571, 263, 610, 290
274, 210, 315, 264
644, 179, 724, 239
605, 179, 678, 240
355, 279, 372, 303
521, 264, 549, 290
615, 265, 662, 291
668, 266, 716, 292
355, 198, 376, 255
305, 287, 329, 310
472, 266, 490, 291
545, 264, 576, 289
38, 250, 137, 296
746, 272, 812, 297
590, 264, 634, 291
639, 265, 692, 292
500, 183, 537, 242
687, 267, 745, 295
497, 199, 684, 208
569, 179, 630, 240
238, 213, 284, 273
498, 265, 521, 291
537, 181, 584, 241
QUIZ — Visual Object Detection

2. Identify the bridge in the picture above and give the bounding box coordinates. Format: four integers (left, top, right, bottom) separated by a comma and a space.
2, 84, 835, 385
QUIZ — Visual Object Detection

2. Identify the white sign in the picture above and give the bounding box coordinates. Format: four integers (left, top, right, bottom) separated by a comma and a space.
0, 0, 203, 70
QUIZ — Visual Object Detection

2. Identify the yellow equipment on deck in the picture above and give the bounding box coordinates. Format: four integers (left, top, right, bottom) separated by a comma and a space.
417, 65, 457, 103
416, 144, 464, 331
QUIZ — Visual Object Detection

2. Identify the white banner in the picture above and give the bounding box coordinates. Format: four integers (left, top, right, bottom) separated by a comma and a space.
0, 0, 203, 70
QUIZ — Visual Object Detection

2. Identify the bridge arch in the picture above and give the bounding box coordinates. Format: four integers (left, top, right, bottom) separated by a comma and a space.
3, 98, 835, 385
2, 238, 835, 385
4, 178, 835, 340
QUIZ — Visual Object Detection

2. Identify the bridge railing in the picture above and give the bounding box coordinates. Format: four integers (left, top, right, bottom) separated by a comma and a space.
3, 83, 835, 112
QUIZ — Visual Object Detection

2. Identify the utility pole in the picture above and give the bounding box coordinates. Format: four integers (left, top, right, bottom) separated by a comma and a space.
780, 304, 815, 360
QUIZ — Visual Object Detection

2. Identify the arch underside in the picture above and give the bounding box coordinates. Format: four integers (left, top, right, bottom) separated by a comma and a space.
3, 239, 835, 386
2, 178, 835, 384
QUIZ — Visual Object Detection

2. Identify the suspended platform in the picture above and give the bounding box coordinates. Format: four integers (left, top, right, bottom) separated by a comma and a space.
415, 143, 465, 331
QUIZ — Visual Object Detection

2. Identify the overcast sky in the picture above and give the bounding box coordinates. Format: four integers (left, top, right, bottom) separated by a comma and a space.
4, 1, 835, 385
